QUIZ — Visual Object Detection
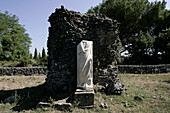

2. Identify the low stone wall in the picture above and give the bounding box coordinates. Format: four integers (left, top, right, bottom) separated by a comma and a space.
0, 67, 47, 76
0, 64, 169, 76
118, 64, 170, 74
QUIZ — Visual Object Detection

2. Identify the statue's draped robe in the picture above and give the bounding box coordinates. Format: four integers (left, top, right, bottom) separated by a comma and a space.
77, 40, 93, 90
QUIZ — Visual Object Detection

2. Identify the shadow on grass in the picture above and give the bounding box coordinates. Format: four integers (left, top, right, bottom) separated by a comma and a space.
0, 84, 47, 111
0, 83, 72, 112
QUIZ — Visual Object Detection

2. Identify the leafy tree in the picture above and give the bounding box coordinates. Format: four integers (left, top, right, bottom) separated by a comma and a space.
88, 0, 149, 42
0, 11, 31, 62
33, 48, 38, 59
153, 28, 170, 64
88, 0, 170, 64
30, 53, 33, 59
123, 31, 154, 64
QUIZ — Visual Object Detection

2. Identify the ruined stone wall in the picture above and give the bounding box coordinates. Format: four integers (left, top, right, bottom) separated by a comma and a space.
0, 67, 47, 76
46, 6, 123, 98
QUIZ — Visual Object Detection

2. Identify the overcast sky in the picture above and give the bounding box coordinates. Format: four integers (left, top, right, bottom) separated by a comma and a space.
0, 0, 169, 54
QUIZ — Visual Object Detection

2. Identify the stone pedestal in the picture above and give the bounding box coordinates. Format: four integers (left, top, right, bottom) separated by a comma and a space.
75, 89, 94, 108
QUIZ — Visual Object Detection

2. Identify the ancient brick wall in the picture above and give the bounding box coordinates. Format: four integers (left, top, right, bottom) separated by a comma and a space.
46, 6, 123, 98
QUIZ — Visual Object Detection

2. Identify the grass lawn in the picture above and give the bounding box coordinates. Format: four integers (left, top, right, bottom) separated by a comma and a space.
0, 73, 169, 113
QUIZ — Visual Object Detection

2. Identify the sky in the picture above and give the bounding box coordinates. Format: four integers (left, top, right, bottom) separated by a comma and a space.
0, 0, 169, 55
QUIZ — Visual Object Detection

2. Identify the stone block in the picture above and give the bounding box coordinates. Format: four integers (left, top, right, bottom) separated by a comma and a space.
74, 89, 94, 108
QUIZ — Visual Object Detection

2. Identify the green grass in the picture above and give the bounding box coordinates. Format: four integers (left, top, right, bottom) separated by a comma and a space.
0, 73, 169, 112
0, 61, 20, 67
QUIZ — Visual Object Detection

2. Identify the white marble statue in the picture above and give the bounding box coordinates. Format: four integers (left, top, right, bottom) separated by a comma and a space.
77, 40, 93, 90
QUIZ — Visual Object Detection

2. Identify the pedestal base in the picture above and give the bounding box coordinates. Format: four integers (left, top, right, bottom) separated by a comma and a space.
75, 89, 94, 108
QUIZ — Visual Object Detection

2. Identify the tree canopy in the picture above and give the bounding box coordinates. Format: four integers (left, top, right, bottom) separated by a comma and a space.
88, 0, 170, 64
0, 11, 31, 62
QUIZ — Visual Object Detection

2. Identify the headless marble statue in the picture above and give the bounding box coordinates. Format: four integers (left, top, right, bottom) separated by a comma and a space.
77, 40, 93, 90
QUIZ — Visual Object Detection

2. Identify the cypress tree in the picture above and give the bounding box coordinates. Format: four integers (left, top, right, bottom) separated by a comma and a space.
42, 48, 46, 59
33, 48, 38, 59
38, 52, 41, 59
